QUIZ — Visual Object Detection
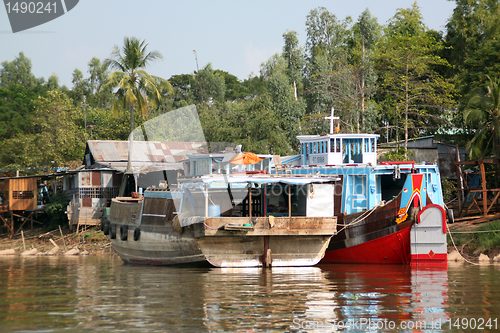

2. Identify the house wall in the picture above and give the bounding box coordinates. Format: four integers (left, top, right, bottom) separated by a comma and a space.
64, 170, 121, 228
8, 178, 37, 211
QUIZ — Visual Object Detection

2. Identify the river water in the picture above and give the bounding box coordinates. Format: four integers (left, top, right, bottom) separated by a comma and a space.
0, 256, 499, 332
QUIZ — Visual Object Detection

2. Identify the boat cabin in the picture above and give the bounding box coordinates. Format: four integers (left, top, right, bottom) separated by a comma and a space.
281, 133, 444, 216
297, 133, 379, 166
176, 176, 339, 219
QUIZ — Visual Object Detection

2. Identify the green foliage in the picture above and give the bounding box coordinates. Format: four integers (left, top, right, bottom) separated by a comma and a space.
0, 90, 85, 173
43, 193, 70, 230
198, 98, 292, 155
191, 63, 226, 105
464, 76, 500, 159
383, 147, 414, 161
3, 2, 500, 173
0, 84, 38, 139
441, 178, 456, 204
69, 57, 113, 108
0, 52, 38, 89
375, 4, 455, 147
102, 37, 171, 121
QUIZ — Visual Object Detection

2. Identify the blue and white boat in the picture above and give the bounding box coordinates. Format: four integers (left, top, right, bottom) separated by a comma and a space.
272, 132, 447, 265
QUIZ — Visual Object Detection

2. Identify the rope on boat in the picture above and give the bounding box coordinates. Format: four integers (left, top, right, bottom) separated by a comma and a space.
449, 229, 500, 234
204, 222, 219, 230
336, 200, 386, 234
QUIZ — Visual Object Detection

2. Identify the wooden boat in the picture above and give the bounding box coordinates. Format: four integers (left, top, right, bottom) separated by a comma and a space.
105, 191, 206, 266
105, 175, 338, 267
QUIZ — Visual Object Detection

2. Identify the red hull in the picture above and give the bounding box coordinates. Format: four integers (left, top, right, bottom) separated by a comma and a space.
321, 225, 412, 264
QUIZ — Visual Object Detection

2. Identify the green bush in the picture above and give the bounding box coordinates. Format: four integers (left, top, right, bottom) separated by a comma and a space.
43, 193, 69, 230
383, 147, 414, 161
441, 178, 457, 204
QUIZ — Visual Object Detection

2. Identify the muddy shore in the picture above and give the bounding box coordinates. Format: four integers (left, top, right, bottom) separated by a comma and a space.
0, 226, 115, 256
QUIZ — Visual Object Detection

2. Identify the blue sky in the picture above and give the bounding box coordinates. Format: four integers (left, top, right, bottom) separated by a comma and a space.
0, 0, 456, 88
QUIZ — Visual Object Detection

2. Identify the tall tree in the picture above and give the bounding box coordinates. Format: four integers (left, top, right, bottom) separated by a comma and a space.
305, 7, 351, 66
0, 91, 84, 173
102, 37, 172, 173
0, 84, 38, 139
191, 63, 226, 105
376, 2, 455, 156
348, 9, 381, 132
464, 76, 500, 159
304, 7, 355, 130
0, 52, 38, 89
282, 30, 305, 100
261, 54, 306, 148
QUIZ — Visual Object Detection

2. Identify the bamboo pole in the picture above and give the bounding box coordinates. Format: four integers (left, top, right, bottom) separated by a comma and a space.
59, 225, 67, 252
21, 230, 26, 251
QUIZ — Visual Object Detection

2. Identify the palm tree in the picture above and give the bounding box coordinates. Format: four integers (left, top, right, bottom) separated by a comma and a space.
464, 76, 500, 159
102, 37, 172, 174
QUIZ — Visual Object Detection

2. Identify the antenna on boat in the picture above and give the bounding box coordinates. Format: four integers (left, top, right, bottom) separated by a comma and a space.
325, 107, 339, 134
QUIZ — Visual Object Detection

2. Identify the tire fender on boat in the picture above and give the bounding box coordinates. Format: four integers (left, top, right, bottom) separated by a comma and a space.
110, 223, 116, 239
120, 225, 128, 241
102, 220, 110, 235
133, 227, 141, 241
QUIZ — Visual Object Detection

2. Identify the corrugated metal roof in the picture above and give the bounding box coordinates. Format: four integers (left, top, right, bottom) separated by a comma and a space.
86, 140, 207, 173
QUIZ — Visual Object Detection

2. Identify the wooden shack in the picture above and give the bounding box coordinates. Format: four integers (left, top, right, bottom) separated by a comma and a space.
0, 176, 42, 238
0, 177, 38, 211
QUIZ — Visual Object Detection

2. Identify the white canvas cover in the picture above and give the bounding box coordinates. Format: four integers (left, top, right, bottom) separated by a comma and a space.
306, 184, 334, 217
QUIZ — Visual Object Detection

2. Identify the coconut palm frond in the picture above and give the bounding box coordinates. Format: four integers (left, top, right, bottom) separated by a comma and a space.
465, 76, 500, 159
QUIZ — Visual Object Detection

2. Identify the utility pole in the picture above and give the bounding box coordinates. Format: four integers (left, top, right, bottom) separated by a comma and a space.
193, 50, 204, 104
82, 95, 87, 136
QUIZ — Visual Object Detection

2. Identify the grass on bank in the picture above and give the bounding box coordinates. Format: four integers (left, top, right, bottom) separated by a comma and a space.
448, 220, 500, 256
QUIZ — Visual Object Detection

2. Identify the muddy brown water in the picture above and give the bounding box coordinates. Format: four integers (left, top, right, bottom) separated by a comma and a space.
0, 256, 499, 332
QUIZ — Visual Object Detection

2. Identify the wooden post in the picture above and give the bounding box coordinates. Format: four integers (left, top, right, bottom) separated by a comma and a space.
59, 225, 67, 252
21, 230, 26, 251
10, 213, 14, 239
205, 184, 209, 218
480, 160, 487, 216
455, 144, 463, 215
249, 186, 252, 218
263, 184, 267, 217
496, 161, 500, 213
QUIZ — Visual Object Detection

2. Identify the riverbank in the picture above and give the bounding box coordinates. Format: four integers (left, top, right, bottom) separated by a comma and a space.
0, 226, 114, 256
2, 221, 500, 261
447, 219, 500, 262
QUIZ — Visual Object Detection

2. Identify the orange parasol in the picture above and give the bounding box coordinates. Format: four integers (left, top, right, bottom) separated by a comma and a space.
228, 152, 264, 165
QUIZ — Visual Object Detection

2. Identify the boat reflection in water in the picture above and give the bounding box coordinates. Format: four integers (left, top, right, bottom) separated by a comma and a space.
200, 264, 449, 332
8, 257, 500, 333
